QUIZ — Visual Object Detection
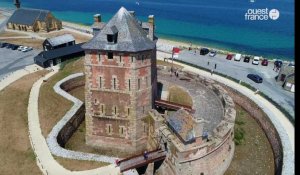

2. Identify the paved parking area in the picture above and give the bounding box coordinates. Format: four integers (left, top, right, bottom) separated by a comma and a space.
172, 50, 294, 118
0, 47, 40, 80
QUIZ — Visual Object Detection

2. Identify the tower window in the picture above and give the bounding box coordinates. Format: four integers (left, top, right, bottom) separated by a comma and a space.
128, 79, 131, 91
98, 54, 101, 61
108, 52, 113, 59
119, 126, 125, 136
114, 106, 117, 114
106, 124, 112, 135
119, 55, 122, 62
128, 108, 130, 115
131, 56, 134, 63
113, 78, 116, 89
101, 104, 104, 113
99, 77, 102, 88
138, 79, 141, 90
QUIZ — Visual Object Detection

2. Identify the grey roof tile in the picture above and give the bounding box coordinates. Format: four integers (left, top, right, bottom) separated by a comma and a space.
7, 8, 50, 26
167, 109, 195, 144
82, 7, 155, 52
46, 34, 75, 47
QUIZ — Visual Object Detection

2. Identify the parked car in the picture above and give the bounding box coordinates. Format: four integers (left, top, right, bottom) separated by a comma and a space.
261, 59, 268, 66
6, 44, 13, 49
244, 56, 250, 63
226, 54, 233, 60
247, 74, 263, 83
18, 45, 25, 51
209, 50, 217, 57
200, 48, 209, 55
21, 46, 29, 52
0, 42, 8, 48
234, 53, 242, 61
252, 56, 260, 65
11, 45, 18, 50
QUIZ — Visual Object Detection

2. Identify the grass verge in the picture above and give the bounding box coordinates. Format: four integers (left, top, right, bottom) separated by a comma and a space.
0, 70, 48, 175
225, 105, 274, 175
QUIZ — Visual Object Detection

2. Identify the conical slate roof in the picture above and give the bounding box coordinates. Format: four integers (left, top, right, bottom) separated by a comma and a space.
82, 7, 155, 52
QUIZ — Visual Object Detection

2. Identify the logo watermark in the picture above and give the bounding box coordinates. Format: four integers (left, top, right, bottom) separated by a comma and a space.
245, 8, 280, 21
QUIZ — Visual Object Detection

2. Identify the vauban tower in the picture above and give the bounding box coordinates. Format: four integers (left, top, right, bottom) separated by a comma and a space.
82, 7, 157, 154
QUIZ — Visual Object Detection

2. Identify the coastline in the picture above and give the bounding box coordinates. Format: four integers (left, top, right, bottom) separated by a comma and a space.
0, 7, 293, 62
62, 20, 291, 63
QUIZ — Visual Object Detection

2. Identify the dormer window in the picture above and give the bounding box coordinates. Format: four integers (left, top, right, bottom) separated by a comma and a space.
106, 25, 118, 44
107, 34, 114, 42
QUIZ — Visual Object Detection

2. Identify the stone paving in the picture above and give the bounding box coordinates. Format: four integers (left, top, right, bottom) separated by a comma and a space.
158, 70, 224, 135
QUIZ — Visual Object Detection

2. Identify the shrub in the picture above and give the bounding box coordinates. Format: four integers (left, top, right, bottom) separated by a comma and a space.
234, 127, 245, 145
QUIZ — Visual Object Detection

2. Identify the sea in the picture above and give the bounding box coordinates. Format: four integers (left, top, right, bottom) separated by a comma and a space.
0, 0, 295, 61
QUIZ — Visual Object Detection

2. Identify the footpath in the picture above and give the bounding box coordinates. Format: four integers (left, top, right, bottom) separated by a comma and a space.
27, 69, 122, 175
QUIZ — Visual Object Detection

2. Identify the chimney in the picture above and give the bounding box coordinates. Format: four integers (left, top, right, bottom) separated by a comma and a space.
94, 14, 101, 23
148, 15, 155, 41
14, 0, 21, 9
128, 11, 135, 17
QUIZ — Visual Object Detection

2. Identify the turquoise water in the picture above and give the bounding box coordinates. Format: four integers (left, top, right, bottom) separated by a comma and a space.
0, 0, 294, 60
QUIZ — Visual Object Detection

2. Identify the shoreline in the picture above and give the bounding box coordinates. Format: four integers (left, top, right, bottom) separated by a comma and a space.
62, 19, 292, 63
0, 7, 293, 62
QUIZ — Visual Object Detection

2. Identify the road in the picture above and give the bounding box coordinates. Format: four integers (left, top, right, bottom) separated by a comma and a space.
169, 49, 294, 118
0, 47, 40, 80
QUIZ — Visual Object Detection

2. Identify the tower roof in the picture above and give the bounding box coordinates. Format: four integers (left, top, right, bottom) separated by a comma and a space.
82, 7, 155, 52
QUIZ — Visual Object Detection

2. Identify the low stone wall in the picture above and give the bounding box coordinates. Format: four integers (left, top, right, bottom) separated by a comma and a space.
57, 104, 85, 147
46, 73, 117, 163
222, 85, 283, 175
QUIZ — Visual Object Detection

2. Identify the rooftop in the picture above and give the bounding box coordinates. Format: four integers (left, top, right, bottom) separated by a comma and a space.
166, 109, 195, 144
82, 7, 155, 52
46, 34, 75, 47
7, 8, 50, 25
35, 43, 84, 61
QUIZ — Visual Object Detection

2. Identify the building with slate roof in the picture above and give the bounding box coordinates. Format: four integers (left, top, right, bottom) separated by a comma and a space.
34, 43, 85, 68
277, 63, 295, 92
43, 34, 75, 51
83, 6, 235, 175
83, 7, 158, 155
6, 6, 62, 32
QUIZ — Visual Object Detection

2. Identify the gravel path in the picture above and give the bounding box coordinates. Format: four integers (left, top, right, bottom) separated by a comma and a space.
27, 70, 134, 175
47, 73, 119, 163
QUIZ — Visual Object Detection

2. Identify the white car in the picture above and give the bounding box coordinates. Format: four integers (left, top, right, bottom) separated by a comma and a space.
21, 47, 29, 52
234, 54, 241, 61
17, 45, 25, 51
209, 50, 217, 57
252, 56, 260, 65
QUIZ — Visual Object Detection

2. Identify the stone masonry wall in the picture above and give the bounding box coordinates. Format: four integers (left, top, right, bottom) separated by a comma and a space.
222, 86, 283, 175
56, 77, 85, 147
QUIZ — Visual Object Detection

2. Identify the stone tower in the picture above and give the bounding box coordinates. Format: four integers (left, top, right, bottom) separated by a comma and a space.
14, 0, 20, 9
82, 7, 157, 155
